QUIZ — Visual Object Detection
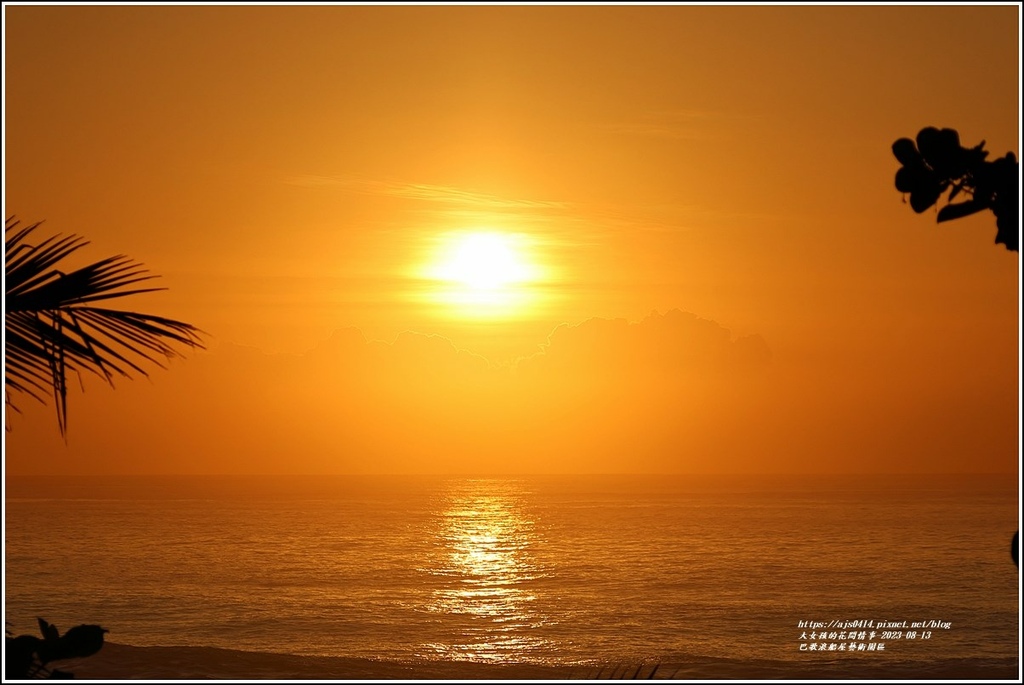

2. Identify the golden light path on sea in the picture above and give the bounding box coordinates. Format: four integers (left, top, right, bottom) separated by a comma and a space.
422, 479, 553, 662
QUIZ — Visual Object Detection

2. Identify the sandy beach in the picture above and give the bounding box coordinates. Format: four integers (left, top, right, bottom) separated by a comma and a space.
49, 643, 1019, 681
55, 643, 587, 680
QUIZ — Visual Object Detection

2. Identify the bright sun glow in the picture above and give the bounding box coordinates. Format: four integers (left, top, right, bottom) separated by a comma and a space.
422, 231, 544, 318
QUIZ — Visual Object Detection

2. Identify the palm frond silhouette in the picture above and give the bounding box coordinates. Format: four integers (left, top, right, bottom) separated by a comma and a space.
5, 216, 205, 436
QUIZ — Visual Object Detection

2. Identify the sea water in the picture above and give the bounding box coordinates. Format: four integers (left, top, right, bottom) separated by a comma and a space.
4, 474, 1019, 677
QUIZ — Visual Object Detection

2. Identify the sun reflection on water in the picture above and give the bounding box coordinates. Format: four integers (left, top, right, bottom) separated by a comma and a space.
420, 479, 553, 663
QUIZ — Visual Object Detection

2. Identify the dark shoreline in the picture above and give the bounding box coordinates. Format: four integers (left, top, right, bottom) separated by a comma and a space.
52, 642, 1019, 680
57, 642, 585, 680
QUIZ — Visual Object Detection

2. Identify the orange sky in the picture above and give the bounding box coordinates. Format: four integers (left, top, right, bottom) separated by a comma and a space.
3, 5, 1020, 476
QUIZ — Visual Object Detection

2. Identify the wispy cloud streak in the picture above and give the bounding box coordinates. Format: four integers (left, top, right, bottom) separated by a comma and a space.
287, 175, 568, 211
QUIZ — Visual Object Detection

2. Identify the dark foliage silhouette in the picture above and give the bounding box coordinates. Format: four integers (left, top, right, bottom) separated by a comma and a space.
5, 216, 205, 435
892, 127, 1019, 251
5, 618, 108, 679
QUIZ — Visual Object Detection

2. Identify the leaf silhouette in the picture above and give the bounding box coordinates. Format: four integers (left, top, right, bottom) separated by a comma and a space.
52, 624, 108, 661
909, 184, 942, 213
36, 618, 59, 643
891, 138, 919, 166
936, 200, 987, 223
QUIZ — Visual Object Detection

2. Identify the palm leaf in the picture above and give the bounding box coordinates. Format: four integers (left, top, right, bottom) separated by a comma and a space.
5, 216, 205, 436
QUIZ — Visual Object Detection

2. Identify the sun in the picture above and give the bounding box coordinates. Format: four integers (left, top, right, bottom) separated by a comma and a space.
422, 231, 544, 318
434, 233, 531, 290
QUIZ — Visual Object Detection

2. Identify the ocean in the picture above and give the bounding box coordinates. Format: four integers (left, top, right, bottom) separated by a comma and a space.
4, 474, 1019, 679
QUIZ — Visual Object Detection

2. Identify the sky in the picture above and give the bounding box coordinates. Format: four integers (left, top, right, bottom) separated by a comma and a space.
3, 4, 1020, 476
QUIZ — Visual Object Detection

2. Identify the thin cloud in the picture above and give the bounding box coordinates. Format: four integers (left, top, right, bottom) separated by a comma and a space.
386, 183, 569, 211
287, 174, 598, 247
285, 173, 761, 242
514, 309, 772, 377
286, 175, 568, 211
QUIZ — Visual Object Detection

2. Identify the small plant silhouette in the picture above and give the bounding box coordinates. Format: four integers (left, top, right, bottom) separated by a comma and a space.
5, 618, 108, 679
892, 127, 1018, 251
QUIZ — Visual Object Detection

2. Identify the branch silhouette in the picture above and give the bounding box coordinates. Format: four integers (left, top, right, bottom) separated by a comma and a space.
893, 129, 1019, 567
892, 127, 1018, 251
5, 216, 206, 437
